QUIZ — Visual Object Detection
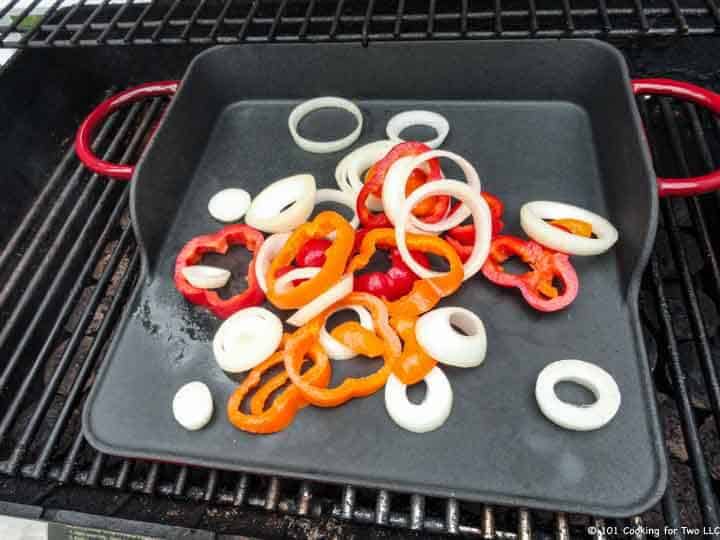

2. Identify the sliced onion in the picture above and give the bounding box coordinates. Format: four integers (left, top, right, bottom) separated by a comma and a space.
415, 307, 487, 368
520, 201, 619, 256
288, 97, 363, 154
245, 174, 316, 233
208, 188, 251, 222
286, 274, 354, 327
315, 189, 359, 228
385, 367, 453, 433
255, 233, 290, 293
335, 140, 394, 193
173, 381, 214, 431
319, 304, 375, 360
213, 307, 283, 373
181, 265, 231, 289
275, 267, 320, 293
535, 359, 621, 431
386, 110, 450, 149
384, 150, 481, 233
396, 180, 492, 280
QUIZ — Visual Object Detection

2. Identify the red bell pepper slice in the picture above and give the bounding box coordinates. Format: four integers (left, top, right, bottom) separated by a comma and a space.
174, 224, 265, 319
446, 192, 505, 250
357, 141, 447, 228
481, 235, 579, 312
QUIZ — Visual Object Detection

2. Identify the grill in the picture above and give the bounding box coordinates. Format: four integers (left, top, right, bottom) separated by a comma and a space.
1, 3, 719, 539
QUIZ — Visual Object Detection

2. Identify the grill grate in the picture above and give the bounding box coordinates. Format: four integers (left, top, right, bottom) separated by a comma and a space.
0, 0, 719, 48
1, 51, 720, 540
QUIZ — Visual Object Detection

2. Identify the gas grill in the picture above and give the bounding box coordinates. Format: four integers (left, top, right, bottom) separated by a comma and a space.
1, 2, 719, 538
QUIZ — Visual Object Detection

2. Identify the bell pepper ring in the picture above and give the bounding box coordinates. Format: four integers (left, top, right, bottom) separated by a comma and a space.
447, 191, 505, 243
356, 141, 447, 229
282, 292, 402, 407
391, 315, 438, 386
550, 218, 593, 238
481, 235, 579, 312
266, 211, 355, 310
174, 224, 265, 319
227, 341, 331, 434
347, 228, 464, 320
330, 321, 386, 358
352, 229, 431, 301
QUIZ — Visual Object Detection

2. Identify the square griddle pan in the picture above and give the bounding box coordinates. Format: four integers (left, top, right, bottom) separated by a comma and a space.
83, 41, 666, 517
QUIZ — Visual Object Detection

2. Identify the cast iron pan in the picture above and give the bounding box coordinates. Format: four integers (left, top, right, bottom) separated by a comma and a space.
80, 41, 699, 516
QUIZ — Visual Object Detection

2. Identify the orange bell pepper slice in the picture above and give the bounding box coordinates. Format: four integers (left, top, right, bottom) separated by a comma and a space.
347, 228, 464, 320
390, 316, 437, 385
330, 321, 386, 358
266, 211, 355, 310
550, 218, 593, 238
282, 292, 402, 407
227, 342, 330, 434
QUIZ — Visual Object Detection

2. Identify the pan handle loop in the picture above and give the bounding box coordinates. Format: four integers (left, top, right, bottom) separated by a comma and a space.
75, 81, 179, 181
632, 78, 720, 197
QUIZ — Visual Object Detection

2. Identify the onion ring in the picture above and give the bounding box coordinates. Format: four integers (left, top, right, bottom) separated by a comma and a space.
319, 304, 375, 360
386, 110, 450, 149
415, 307, 487, 368
286, 273, 354, 327
384, 367, 453, 433
172, 381, 214, 431
180, 265, 231, 290
208, 188, 251, 222
245, 174, 316, 233
288, 97, 363, 154
396, 180, 492, 280
275, 267, 320, 293
315, 189, 359, 228
255, 233, 291, 294
535, 359, 621, 431
213, 307, 283, 373
520, 201, 618, 256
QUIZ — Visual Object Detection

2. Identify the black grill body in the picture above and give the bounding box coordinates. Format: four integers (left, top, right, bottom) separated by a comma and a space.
1, 12, 720, 539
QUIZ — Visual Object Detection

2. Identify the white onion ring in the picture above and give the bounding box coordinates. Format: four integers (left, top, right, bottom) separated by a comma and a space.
386, 110, 450, 149
275, 267, 321, 293
181, 265, 230, 290
385, 367, 453, 433
172, 381, 213, 431
245, 174, 316, 233
288, 97, 363, 154
415, 307, 487, 368
335, 140, 394, 193
286, 274, 354, 327
319, 305, 375, 360
207, 188, 251, 222
520, 201, 619, 256
315, 189, 359, 228
396, 180, 492, 281
535, 360, 621, 431
399, 150, 482, 233
213, 308, 283, 373
255, 233, 290, 294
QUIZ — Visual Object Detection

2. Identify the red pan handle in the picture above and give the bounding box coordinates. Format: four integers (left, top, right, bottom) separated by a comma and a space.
632, 78, 720, 197
75, 81, 179, 180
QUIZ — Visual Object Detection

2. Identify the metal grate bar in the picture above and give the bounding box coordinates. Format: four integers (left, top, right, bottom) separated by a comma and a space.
329, 0, 345, 38
597, 0, 612, 31
31, 250, 140, 479
208, 0, 233, 41
298, 0, 315, 39
70, 0, 112, 45
361, 0, 375, 46
658, 99, 720, 435
180, 0, 209, 41
123, 0, 158, 43
296, 481, 312, 515
0, 105, 128, 387
0, 0, 44, 42
44, 0, 87, 45
668, 0, 691, 32
0, 89, 119, 314
427, 0, 437, 37
238, 0, 260, 40
634, 0, 650, 31
97, 0, 135, 44
268, 0, 288, 40
393, 0, 404, 38
0, 0, 22, 22
151, 0, 183, 42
